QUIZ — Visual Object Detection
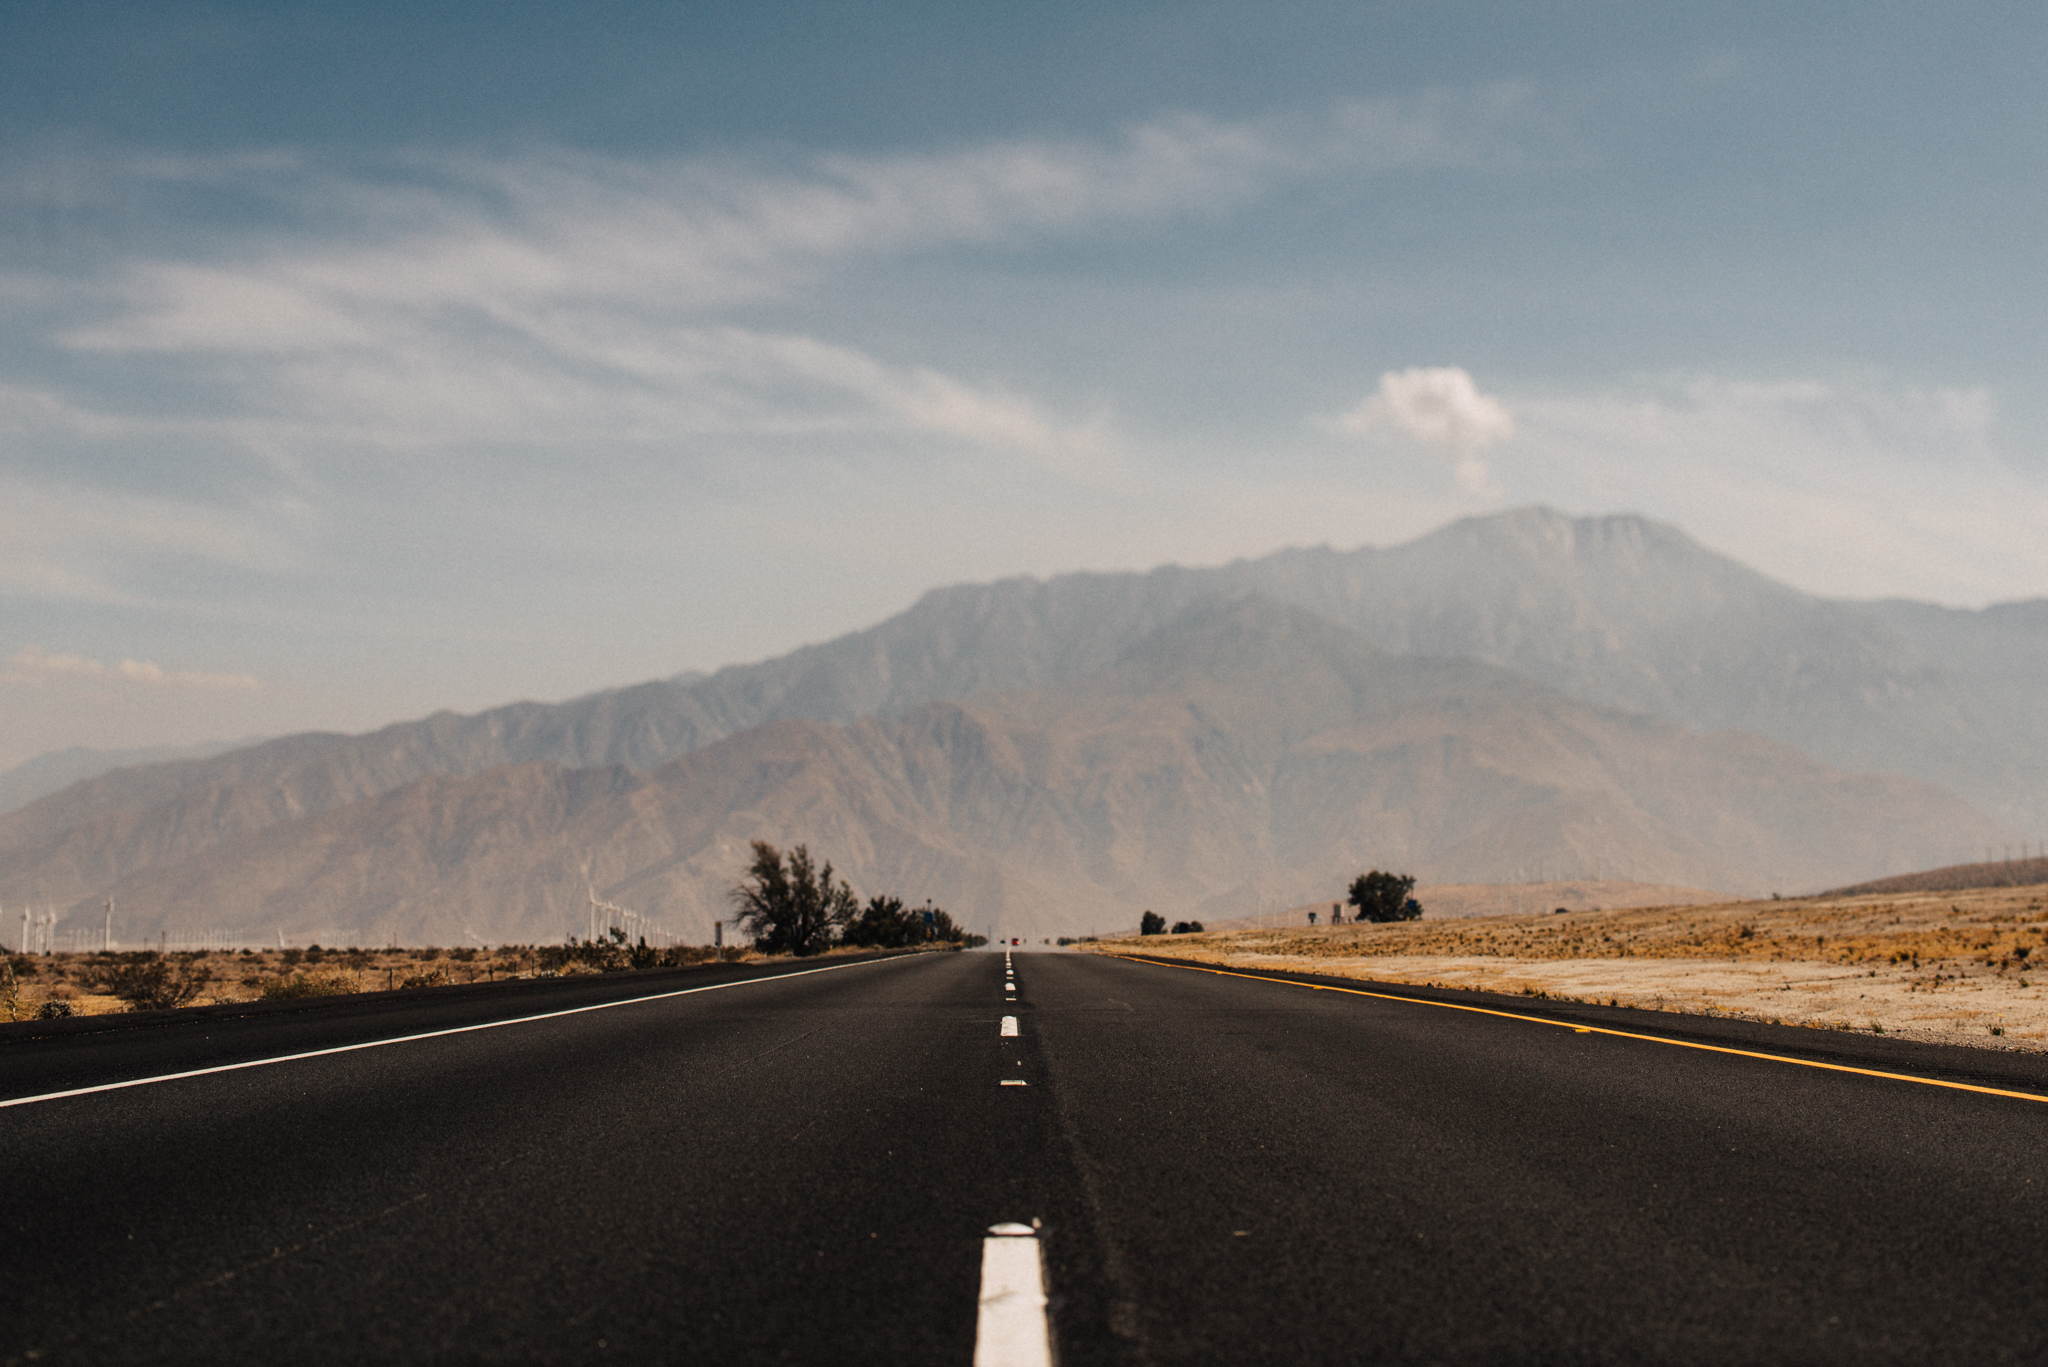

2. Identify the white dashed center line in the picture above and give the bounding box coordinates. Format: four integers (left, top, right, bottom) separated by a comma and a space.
1001, 1016, 1019, 1037
974, 1223, 1053, 1367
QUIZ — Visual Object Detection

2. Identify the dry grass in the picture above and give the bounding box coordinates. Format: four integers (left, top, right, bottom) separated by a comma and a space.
0, 945, 649, 1020
1091, 882, 2048, 1051
1189, 880, 1738, 933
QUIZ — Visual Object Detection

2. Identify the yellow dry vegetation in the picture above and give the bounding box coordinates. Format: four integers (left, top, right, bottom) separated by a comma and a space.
1093, 882, 2048, 1051
4, 946, 538, 1019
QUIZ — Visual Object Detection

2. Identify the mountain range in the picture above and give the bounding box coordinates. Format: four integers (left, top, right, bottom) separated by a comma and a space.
1, 507, 2037, 944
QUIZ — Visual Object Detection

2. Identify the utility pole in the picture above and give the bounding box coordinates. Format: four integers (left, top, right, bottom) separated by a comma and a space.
104, 897, 112, 953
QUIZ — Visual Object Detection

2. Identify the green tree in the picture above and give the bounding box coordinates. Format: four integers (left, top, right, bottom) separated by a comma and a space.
919, 902, 968, 945
1140, 910, 1167, 936
1347, 870, 1421, 923
729, 841, 857, 955
843, 895, 968, 948
843, 894, 911, 947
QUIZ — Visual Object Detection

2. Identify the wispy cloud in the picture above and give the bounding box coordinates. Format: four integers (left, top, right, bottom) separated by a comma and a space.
57, 96, 1503, 352
8, 96, 1513, 570
1, 645, 260, 692
1507, 374, 2048, 605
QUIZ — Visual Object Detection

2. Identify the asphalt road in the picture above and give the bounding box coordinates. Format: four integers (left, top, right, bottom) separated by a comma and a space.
8, 949, 2048, 1363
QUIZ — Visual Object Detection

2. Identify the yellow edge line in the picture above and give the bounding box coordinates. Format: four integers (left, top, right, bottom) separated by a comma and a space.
1107, 954, 2048, 1106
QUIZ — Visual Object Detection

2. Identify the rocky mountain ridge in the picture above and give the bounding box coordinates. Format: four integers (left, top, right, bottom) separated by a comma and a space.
3, 507, 2039, 941
40, 600, 2008, 945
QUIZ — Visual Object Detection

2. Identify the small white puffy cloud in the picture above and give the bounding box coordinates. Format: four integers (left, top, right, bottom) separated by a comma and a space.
1339, 366, 1514, 496
1, 646, 260, 692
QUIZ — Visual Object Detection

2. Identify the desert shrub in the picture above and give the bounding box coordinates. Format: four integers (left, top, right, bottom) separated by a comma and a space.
543, 930, 630, 973
450, 947, 478, 962
1140, 911, 1166, 936
1171, 920, 1204, 934
262, 970, 361, 999
399, 966, 452, 989
37, 998, 74, 1019
344, 950, 373, 970
533, 937, 725, 976
94, 953, 213, 1011
1, 958, 27, 1021
281, 948, 304, 968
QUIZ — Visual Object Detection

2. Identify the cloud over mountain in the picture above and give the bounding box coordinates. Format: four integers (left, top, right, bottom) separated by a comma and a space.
1341, 366, 1514, 496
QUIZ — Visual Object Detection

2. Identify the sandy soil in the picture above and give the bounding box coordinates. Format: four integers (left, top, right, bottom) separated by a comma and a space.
1190, 880, 1735, 932
1092, 882, 2048, 1052
1402, 879, 1734, 920
2, 946, 542, 1020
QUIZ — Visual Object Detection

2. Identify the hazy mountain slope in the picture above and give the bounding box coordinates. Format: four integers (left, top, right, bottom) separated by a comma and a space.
0, 739, 262, 817
76, 602, 2005, 946
0, 678, 722, 896
1230, 511, 2048, 831
7, 506, 2042, 901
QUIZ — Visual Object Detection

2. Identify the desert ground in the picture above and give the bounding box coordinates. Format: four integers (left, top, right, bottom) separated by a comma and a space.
0, 945, 534, 1020
0, 942, 756, 1021
1093, 881, 2048, 1052
1185, 880, 1737, 934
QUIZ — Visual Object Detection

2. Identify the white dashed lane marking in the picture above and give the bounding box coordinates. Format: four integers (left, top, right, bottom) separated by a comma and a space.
1001, 1015, 1019, 1037
974, 1223, 1053, 1367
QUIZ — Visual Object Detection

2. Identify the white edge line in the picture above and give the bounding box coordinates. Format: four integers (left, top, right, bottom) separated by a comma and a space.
1, 955, 908, 1110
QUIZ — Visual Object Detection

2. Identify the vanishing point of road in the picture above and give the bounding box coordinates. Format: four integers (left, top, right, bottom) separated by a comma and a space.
7, 948, 2048, 1364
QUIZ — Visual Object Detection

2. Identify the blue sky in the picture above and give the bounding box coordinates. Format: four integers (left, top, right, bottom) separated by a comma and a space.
4, 1, 2047, 765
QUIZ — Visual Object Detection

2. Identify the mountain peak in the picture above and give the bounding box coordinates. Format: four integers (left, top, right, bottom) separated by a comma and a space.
1407, 505, 1753, 583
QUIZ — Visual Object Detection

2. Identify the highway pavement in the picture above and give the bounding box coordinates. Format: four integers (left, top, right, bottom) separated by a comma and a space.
8, 948, 2048, 1363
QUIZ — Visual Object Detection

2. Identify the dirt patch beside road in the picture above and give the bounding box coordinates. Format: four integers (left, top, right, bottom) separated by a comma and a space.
1091, 882, 2048, 1051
